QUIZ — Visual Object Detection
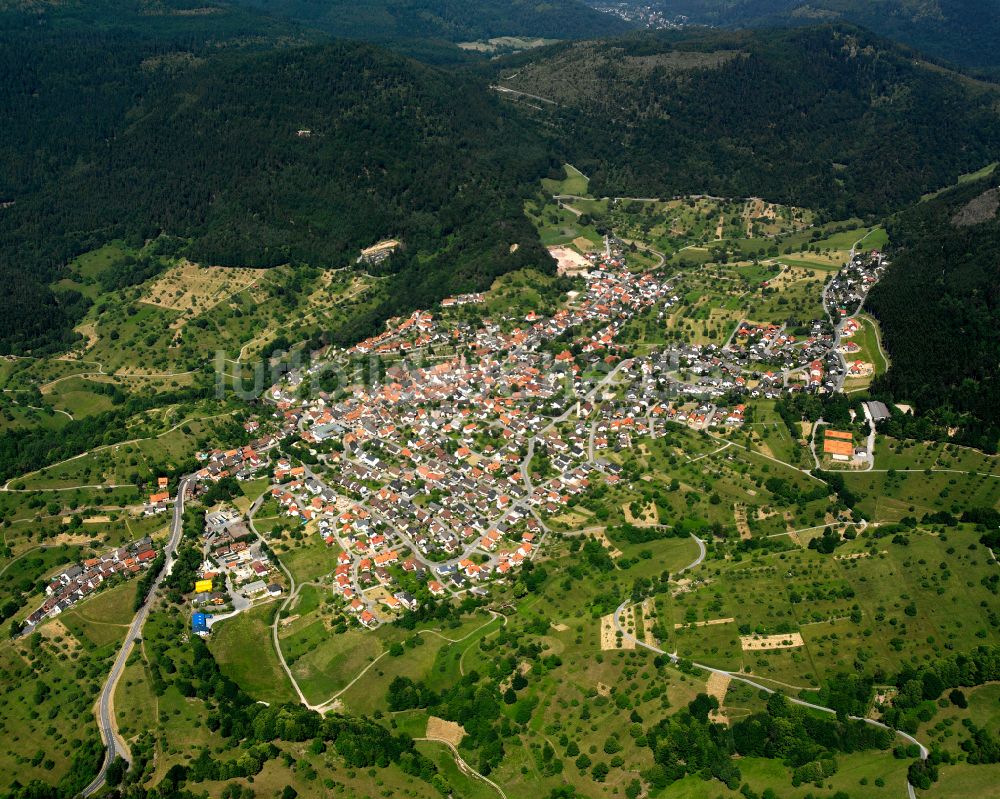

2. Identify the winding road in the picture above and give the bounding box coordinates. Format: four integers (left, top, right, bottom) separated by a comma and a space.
80, 475, 194, 797
611, 533, 927, 799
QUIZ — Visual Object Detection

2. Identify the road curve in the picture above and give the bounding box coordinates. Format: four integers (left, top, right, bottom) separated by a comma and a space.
80, 475, 193, 797
611, 534, 927, 799
413, 737, 507, 799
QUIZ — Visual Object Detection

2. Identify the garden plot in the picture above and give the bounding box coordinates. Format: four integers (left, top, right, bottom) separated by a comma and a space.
740, 632, 805, 651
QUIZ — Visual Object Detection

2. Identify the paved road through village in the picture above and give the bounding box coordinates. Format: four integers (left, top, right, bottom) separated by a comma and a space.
80, 475, 194, 797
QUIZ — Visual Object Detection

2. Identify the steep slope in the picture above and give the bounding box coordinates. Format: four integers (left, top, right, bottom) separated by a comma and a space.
867, 171, 1000, 451
0, 6, 553, 354
0, 0, 320, 353
230, 0, 633, 43
496, 26, 1000, 216
619, 0, 1000, 73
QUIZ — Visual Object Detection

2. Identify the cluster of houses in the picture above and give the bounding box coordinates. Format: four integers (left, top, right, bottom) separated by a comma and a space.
145, 476, 172, 514
25, 538, 159, 628
210, 261, 688, 624
178, 242, 891, 633
440, 292, 485, 308
725, 319, 836, 375
194, 443, 269, 483
826, 251, 886, 322
199, 508, 282, 604
714, 250, 888, 395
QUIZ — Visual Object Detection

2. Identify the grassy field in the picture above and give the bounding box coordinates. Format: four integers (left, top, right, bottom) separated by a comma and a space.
282, 623, 383, 706
46, 243, 384, 379
873, 437, 999, 474
338, 614, 501, 716
665, 531, 998, 687
843, 468, 1000, 523
415, 740, 501, 798
15, 406, 231, 489
0, 624, 110, 790
541, 163, 591, 197
922, 161, 999, 200
843, 314, 889, 391
746, 401, 807, 465
596, 428, 831, 537
42, 375, 117, 419
661, 751, 910, 798
57, 581, 135, 647
210, 603, 297, 705
918, 682, 1000, 759
924, 762, 1000, 798
273, 533, 343, 584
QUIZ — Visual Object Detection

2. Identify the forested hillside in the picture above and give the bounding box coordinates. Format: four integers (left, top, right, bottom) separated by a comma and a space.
618, 0, 1000, 74
0, 3, 554, 354
867, 173, 1000, 451
497, 26, 1000, 217
228, 0, 632, 43
0, 0, 317, 354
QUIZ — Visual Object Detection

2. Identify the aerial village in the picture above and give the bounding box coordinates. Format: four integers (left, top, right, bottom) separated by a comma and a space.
180, 241, 888, 633
24, 537, 159, 629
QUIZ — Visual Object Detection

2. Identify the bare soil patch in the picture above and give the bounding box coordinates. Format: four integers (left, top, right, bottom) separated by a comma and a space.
754, 440, 776, 460
705, 671, 731, 723
600, 610, 635, 650
426, 716, 466, 747
952, 187, 1000, 227
71, 322, 99, 354
548, 246, 590, 275
641, 598, 658, 647
733, 504, 751, 540
675, 617, 735, 630
767, 265, 813, 291
836, 549, 886, 561
622, 501, 658, 527
590, 528, 622, 559
38, 618, 82, 653
740, 632, 804, 651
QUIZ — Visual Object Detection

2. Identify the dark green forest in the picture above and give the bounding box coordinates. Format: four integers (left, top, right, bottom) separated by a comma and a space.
0, 0, 314, 353
498, 26, 1000, 217
0, 3, 554, 354
867, 173, 1000, 451
4, 4, 1000, 415
611, 0, 1000, 75
227, 0, 631, 44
